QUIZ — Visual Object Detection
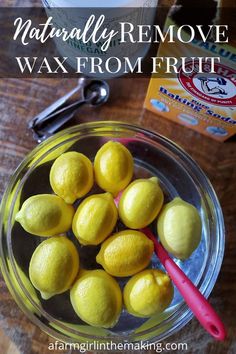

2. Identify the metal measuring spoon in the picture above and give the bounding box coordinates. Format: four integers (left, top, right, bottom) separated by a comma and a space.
28, 78, 110, 143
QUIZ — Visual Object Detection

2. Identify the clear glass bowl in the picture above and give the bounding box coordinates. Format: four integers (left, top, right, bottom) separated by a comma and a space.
0, 121, 225, 344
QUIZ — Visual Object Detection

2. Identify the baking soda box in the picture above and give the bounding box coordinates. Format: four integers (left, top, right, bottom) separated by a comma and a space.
144, 5, 236, 141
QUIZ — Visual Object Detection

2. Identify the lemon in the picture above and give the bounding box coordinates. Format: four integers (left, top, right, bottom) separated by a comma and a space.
157, 197, 202, 260
94, 141, 134, 196
96, 230, 154, 277
29, 236, 79, 299
124, 269, 173, 317
50, 151, 94, 204
118, 177, 164, 229
15, 194, 74, 237
72, 192, 118, 245
70, 269, 122, 328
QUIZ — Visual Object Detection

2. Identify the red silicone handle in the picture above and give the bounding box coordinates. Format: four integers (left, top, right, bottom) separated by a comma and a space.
142, 228, 227, 341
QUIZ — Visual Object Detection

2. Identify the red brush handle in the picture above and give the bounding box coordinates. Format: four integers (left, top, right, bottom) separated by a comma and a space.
141, 228, 226, 341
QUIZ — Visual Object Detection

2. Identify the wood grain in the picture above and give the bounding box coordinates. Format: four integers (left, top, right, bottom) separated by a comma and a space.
0, 77, 235, 354
0, 0, 236, 353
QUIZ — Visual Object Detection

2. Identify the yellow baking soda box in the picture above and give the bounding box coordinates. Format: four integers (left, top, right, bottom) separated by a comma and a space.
144, 15, 236, 141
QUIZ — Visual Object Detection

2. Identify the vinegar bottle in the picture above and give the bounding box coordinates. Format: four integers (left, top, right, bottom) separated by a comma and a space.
42, 0, 158, 77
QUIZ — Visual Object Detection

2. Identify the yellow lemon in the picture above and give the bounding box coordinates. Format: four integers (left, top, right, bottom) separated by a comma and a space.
157, 197, 202, 260
124, 269, 173, 317
15, 194, 74, 237
72, 192, 118, 245
29, 236, 79, 299
70, 269, 122, 328
96, 230, 154, 277
94, 141, 134, 196
118, 177, 164, 229
50, 151, 94, 204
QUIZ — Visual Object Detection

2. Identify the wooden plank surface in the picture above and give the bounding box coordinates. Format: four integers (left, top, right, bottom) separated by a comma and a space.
0, 77, 235, 354
0, 0, 236, 352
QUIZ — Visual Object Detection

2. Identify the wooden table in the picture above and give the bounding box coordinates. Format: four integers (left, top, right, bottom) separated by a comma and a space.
0, 77, 235, 354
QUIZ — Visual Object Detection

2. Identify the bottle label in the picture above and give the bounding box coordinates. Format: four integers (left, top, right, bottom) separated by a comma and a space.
42, 1, 158, 76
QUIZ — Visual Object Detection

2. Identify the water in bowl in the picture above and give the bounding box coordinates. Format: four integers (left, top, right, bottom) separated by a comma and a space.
10, 134, 208, 336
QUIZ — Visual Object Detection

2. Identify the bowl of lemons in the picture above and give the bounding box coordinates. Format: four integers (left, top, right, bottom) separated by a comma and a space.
0, 121, 224, 346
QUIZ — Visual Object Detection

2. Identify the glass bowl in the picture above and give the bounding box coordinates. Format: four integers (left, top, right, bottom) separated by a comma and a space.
0, 121, 225, 345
